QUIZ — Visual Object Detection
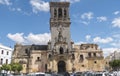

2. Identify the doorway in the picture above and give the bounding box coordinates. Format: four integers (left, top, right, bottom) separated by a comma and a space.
58, 61, 66, 73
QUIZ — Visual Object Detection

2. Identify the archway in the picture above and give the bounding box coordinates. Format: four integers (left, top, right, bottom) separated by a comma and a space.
58, 8, 62, 18
58, 61, 66, 73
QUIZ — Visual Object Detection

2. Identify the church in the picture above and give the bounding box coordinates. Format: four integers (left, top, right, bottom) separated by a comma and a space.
12, 1, 105, 74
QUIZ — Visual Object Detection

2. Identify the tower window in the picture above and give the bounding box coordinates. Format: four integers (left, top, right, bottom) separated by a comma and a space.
64, 9, 67, 17
58, 8, 62, 18
54, 9, 57, 18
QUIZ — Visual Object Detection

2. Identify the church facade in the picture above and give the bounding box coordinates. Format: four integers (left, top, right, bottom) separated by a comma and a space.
12, 1, 105, 74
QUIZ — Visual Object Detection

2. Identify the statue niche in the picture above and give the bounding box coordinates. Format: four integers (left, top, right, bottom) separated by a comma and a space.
59, 47, 64, 54
57, 25, 64, 42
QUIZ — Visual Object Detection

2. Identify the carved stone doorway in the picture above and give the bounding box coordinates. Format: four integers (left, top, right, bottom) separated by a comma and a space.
58, 61, 66, 73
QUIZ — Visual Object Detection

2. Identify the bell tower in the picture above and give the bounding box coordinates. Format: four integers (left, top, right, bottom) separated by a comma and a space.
47, 0, 74, 73
49, 1, 72, 51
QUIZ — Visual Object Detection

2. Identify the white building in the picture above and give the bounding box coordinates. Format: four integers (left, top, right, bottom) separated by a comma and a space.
109, 49, 120, 61
0, 44, 13, 67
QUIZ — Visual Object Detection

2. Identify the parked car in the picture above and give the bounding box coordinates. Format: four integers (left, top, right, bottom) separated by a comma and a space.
74, 72, 83, 76
45, 73, 52, 76
0, 73, 7, 76
27, 72, 45, 76
93, 72, 109, 76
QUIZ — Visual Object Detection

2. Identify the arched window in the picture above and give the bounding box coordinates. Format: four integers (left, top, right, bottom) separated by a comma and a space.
54, 9, 57, 18
58, 8, 62, 18
93, 53, 96, 57
45, 64, 47, 72
60, 47, 64, 54
80, 55, 83, 60
7, 51, 9, 55
88, 52, 91, 57
72, 54, 75, 60
64, 9, 67, 17
25, 49, 28, 54
1, 50, 4, 54
48, 54, 52, 58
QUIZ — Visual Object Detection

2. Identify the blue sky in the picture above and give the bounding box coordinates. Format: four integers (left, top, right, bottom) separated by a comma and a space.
0, 0, 120, 56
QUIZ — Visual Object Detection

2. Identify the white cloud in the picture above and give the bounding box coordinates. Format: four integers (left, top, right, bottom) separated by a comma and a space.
103, 48, 118, 57
112, 17, 120, 28
112, 34, 120, 38
25, 33, 51, 45
30, 0, 49, 13
81, 12, 93, 20
97, 16, 107, 22
16, 8, 21, 11
93, 37, 113, 44
109, 33, 120, 48
81, 21, 89, 25
7, 33, 51, 45
7, 33, 25, 44
9, 7, 21, 12
111, 41, 120, 47
75, 41, 86, 45
0, 0, 11, 5
85, 35, 91, 41
114, 11, 120, 15
60, 0, 80, 3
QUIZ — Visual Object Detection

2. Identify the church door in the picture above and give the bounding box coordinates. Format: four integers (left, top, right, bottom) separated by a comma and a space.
58, 61, 66, 73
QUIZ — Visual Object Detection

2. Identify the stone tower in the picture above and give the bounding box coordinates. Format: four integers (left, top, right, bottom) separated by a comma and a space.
47, 0, 74, 73
50, 1, 71, 51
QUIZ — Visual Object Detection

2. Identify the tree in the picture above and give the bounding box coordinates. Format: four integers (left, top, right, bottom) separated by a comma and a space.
11, 63, 18, 73
0, 67, 2, 73
11, 63, 23, 74
109, 59, 120, 71
0, 63, 23, 74
1, 64, 11, 73
16, 63, 23, 73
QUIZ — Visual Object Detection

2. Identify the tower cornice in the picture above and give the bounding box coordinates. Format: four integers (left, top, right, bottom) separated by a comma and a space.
50, 2, 70, 7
